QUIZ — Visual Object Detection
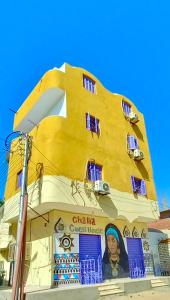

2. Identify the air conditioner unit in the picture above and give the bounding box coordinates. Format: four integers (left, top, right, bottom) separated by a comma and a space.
94, 180, 110, 195
133, 149, 144, 160
129, 111, 138, 124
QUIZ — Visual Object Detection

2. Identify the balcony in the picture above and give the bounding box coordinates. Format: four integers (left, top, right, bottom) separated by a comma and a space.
3, 176, 159, 224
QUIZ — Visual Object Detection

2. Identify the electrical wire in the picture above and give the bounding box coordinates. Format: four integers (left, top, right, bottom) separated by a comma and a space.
0, 157, 22, 180
2, 140, 158, 217
28, 144, 157, 214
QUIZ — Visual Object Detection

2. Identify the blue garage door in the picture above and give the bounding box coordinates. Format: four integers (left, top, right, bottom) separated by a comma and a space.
127, 238, 145, 278
79, 234, 102, 284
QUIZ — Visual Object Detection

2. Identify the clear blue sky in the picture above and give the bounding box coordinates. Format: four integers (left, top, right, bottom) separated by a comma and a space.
0, 0, 169, 208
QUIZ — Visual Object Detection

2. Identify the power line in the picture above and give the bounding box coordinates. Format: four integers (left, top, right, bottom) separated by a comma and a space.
9, 108, 17, 114
30, 143, 158, 216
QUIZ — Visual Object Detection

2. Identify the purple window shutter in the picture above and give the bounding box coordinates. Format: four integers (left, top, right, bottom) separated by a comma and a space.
88, 162, 96, 181
94, 118, 99, 133
86, 78, 90, 90
91, 82, 95, 93
83, 75, 95, 93
83, 75, 86, 88
135, 179, 141, 192
89, 80, 92, 92
131, 176, 137, 192
95, 165, 102, 180
17, 171, 22, 188
84, 76, 89, 90
140, 180, 146, 196
128, 136, 136, 150
124, 103, 128, 114
86, 113, 91, 130
122, 101, 126, 113
123, 101, 131, 115
134, 138, 139, 149
126, 103, 131, 115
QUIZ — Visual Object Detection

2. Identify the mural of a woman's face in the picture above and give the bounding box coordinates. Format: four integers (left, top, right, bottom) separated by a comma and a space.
107, 234, 118, 255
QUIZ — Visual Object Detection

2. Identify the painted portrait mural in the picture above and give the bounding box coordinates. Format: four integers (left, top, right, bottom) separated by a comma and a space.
102, 224, 129, 279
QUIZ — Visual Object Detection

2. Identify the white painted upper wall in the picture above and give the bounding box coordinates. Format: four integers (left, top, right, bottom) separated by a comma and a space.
15, 88, 66, 133
47, 94, 66, 117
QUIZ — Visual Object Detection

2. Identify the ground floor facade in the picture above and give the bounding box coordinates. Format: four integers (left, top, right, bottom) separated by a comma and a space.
0, 209, 154, 288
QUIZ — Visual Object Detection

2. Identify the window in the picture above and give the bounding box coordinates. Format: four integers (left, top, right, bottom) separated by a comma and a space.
131, 176, 146, 195
127, 135, 138, 150
86, 113, 100, 134
17, 170, 22, 189
87, 162, 102, 181
122, 100, 131, 116
83, 74, 96, 93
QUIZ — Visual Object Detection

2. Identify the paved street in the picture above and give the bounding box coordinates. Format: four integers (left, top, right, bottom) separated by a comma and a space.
112, 288, 170, 300
0, 286, 170, 300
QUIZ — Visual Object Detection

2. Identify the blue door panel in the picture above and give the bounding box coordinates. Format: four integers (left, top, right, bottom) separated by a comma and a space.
127, 238, 145, 278
79, 234, 102, 284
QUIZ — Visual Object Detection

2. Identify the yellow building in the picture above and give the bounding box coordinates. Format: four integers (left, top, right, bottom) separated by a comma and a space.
0, 63, 159, 288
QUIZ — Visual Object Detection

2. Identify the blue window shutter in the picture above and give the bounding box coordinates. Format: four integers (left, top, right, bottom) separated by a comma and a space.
86, 113, 91, 130
128, 136, 136, 150
131, 176, 137, 192
140, 180, 146, 196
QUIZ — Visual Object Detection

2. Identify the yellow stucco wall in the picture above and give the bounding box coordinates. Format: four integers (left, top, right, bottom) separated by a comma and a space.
5, 63, 156, 201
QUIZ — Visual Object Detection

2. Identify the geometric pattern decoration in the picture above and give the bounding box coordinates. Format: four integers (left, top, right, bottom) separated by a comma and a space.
132, 227, 139, 238
143, 253, 154, 275
59, 233, 74, 252
142, 240, 150, 252
53, 253, 80, 285
123, 225, 130, 237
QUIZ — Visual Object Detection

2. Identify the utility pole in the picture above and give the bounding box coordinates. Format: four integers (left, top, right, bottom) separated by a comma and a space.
15, 134, 29, 259
11, 133, 31, 300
